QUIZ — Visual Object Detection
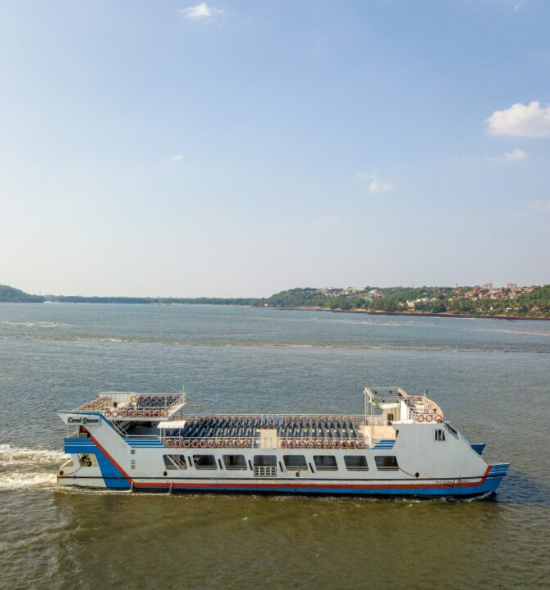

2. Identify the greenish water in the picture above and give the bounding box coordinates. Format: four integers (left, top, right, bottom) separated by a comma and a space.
0, 304, 549, 589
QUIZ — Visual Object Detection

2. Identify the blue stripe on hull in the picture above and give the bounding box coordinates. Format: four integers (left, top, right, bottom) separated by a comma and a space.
64, 438, 131, 490
133, 477, 504, 497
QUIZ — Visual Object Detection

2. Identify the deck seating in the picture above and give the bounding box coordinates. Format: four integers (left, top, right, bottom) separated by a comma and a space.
162, 415, 363, 445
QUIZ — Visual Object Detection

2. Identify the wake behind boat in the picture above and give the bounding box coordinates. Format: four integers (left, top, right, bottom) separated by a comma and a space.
57, 387, 509, 498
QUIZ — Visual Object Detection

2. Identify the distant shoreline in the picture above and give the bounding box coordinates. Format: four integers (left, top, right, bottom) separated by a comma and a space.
273, 306, 550, 321
36, 299, 550, 320
1, 281, 549, 320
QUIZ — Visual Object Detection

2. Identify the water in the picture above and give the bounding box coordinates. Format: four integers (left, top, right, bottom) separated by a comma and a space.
0, 303, 549, 589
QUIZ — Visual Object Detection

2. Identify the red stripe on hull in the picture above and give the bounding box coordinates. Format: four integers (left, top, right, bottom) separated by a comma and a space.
133, 468, 491, 491
90, 433, 133, 485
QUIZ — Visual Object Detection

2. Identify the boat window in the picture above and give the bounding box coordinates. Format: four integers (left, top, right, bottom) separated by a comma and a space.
446, 423, 459, 438
344, 456, 369, 470
254, 455, 276, 467
375, 456, 399, 471
163, 455, 187, 470
223, 455, 247, 470
314, 455, 338, 470
283, 455, 307, 469
193, 455, 217, 470
434, 429, 446, 442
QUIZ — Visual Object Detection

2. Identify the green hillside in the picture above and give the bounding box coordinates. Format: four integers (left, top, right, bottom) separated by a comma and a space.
0, 284, 44, 303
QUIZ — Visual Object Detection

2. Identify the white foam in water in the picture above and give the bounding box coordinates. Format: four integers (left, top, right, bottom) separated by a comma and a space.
0, 444, 67, 466
0, 472, 58, 490
0, 444, 67, 490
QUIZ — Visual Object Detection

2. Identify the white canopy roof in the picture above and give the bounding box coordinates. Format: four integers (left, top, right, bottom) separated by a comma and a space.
158, 420, 187, 429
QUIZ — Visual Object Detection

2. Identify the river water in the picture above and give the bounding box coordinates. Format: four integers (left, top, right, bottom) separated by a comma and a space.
0, 303, 548, 589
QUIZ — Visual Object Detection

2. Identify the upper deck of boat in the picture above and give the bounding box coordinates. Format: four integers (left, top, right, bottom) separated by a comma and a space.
61, 387, 445, 448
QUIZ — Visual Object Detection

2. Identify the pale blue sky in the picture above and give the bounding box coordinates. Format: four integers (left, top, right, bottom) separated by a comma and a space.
1, 0, 549, 297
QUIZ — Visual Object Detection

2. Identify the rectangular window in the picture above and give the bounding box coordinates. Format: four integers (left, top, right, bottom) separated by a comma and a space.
314, 455, 338, 471
193, 455, 217, 470
223, 455, 247, 470
344, 456, 369, 471
446, 423, 459, 437
163, 455, 187, 470
375, 456, 399, 471
283, 455, 307, 470
434, 429, 446, 442
254, 455, 277, 467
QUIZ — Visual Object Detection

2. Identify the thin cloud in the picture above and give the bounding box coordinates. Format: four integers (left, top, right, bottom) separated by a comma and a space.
356, 172, 394, 194
490, 149, 528, 162
167, 154, 186, 162
529, 201, 550, 213
487, 101, 550, 137
180, 3, 223, 21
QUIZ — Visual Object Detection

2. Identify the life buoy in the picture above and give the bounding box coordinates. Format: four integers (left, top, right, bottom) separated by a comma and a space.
306, 440, 314, 449
348, 440, 356, 449
243, 440, 251, 448
130, 395, 138, 403
417, 415, 424, 423
161, 410, 168, 418
234, 440, 241, 448
332, 440, 340, 449
166, 439, 174, 447
357, 440, 366, 449
183, 439, 190, 448
111, 410, 119, 418
121, 410, 128, 418
426, 415, 433, 423
315, 440, 322, 449
323, 440, 331, 449
199, 440, 207, 448
281, 440, 287, 448
104, 409, 112, 417
288, 440, 296, 449
298, 440, 306, 449
435, 415, 443, 423
191, 440, 199, 448
144, 410, 151, 418
341, 441, 348, 449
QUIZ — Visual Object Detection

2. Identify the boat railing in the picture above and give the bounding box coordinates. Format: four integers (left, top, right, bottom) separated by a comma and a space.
406, 396, 444, 423
159, 435, 371, 450
71, 392, 187, 419
363, 414, 386, 427
181, 413, 362, 421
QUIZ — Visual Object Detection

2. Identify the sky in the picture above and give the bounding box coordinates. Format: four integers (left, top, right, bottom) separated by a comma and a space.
0, 0, 549, 297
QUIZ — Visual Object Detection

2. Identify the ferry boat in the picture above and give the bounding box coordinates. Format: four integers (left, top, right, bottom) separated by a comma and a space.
57, 387, 509, 498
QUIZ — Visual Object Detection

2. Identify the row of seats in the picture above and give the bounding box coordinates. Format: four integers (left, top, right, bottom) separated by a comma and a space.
163, 415, 363, 440
133, 395, 181, 409
78, 396, 113, 411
